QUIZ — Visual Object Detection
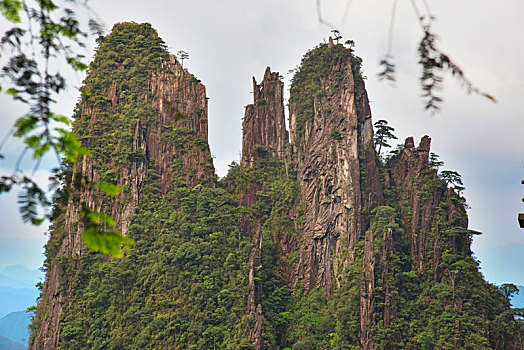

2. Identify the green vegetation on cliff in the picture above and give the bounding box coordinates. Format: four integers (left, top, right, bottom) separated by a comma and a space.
75, 22, 168, 177
289, 42, 361, 144
57, 172, 252, 349
32, 22, 252, 349
32, 24, 523, 350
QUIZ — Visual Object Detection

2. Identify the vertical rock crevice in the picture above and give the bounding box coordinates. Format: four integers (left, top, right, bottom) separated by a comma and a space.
240, 67, 291, 348
246, 225, 264, 350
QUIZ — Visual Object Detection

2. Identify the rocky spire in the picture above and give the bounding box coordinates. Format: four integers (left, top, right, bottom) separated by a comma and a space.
150, 54, 216, 188
241, 67, 289, 168
240, 67, 290, 348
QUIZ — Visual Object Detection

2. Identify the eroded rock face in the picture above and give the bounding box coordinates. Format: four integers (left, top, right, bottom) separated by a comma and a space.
246, 224, 265, 350
240, 67, 292, 348
31, 110, 150, 350
379, 226, 395, 330
388, 136, 468, 276
289, 50, 383, 292
31, 51, 214, 349
241, 67, 289, 168
32, 26, 521, 350
354, 79, 384, 217
150, 55, 215, 189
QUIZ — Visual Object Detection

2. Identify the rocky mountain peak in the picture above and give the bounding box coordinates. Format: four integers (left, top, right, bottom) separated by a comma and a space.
241, 66, 289, 168
30, 23, 215, 349
288, 43, 383, 291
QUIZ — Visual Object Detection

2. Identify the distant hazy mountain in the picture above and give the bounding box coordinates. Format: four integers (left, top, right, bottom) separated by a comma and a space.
0, 287, 38, 319
0, 265, 42, 347
0, 237, 47, 272
0, 275, 28, 289
0, 265, 42, 319
1, 265, 43, 284
0, 311, 30, 345
0, 335, 25, 350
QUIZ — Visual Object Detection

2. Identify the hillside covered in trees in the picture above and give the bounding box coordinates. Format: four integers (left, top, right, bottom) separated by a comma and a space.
30, 22, 523, 349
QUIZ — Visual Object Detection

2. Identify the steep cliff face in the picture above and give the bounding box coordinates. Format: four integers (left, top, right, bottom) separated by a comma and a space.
30, 23, 216, 349
236, 40, 521, 349
288, 42, 383, 292
150, 55, 215, 189
360, 229, 376, 350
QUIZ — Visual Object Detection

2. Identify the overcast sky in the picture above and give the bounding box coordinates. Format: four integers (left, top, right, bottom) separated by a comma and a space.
1, 0, 523, 285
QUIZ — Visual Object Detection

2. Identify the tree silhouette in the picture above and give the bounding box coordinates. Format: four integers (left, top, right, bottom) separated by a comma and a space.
439, 170, 463, 187
439, 169, 467, 200
331, 29, 342, 44
373, 119, 398, 155
429, 152, 444, 170
177, 50, 189, 68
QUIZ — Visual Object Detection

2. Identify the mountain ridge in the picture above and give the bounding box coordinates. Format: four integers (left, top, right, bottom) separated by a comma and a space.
30, 23, 523, 349
0, 311, 31, 345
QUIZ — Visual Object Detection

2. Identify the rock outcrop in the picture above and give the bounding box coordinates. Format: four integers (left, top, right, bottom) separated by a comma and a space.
150, 55, 215, 189
31, 26, 522, 350
240, 67, 290, 348
360, 229, 376, 350
241, 67, 289, 168
388, 136, 468, 276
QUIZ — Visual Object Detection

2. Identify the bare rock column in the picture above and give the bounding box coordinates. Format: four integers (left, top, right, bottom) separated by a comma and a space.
389, 136, 468, 274
241, 67, 289, 167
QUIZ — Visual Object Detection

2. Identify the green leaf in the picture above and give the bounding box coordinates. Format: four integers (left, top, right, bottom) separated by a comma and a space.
66, 56, 89, 71
97, 182, 122, 196
32, 141, 50, 159
24, 134, 44, 149
82, 227, 134, 258
50, 113, 72, 125
31, 217, 44, 225
13, 115, 38, 137
0, 0, 23, 23
55, 128, 91, 161
84, 209, 115, 226
6, 87, 18, 96
482, 93, 497, 103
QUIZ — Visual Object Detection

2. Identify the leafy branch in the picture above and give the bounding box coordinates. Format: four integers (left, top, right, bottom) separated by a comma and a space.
377, 0, 496, 111
0, 0, 132, 258
417, 23, 496, 111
